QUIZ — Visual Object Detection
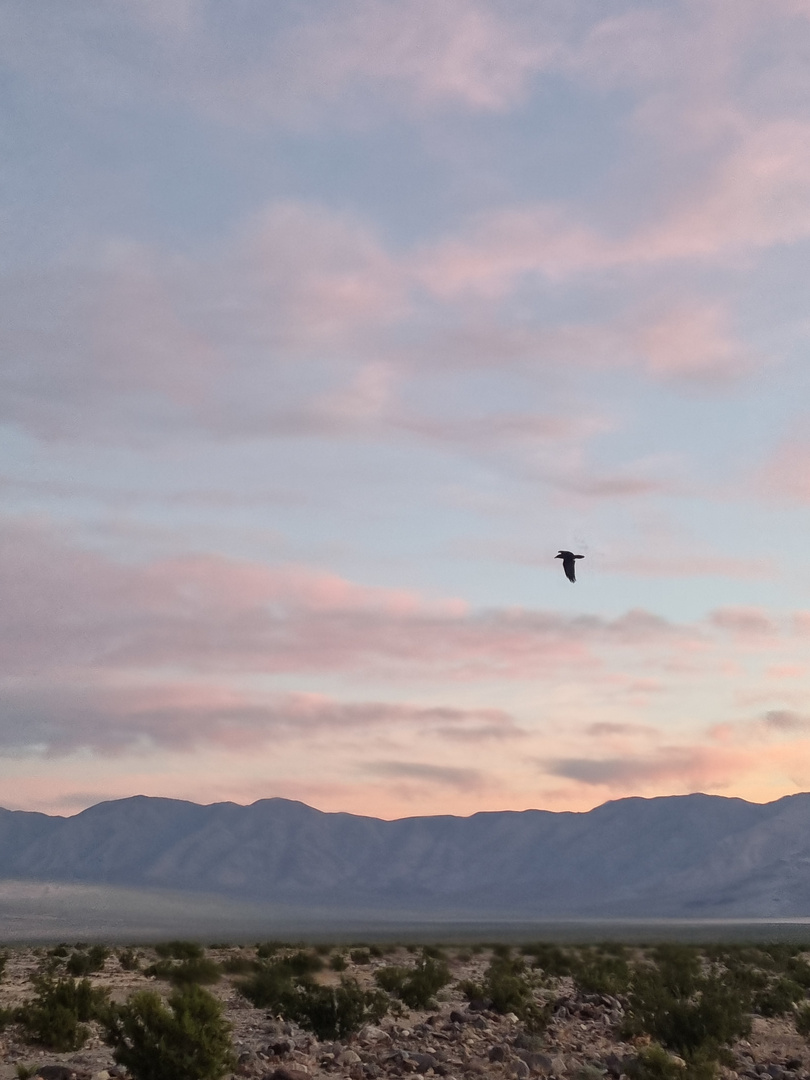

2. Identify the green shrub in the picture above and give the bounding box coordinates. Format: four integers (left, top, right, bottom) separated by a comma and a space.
573, 948, 631, 996
483, 955, 549, 1031
526, 943, 577, 978
795, 1001, 810, 1037
119, 948, 141, 972
285, 950, 323, 976
144, 957, 221, 986
284, 978, 389, 1040
237, 962, 298, 1011
155, 940, 204, 961
256, 940, 283, 959
624, 961, 750, 1063
753, 976, 804, 1017
16, 976, 109, 1051
375, 954, 451, 1010
350, 948, 371, 965
788, 958, 810, 989
220, 956, 259, 975
66, 944, 109, 976
626, 1043, 687, 1080
103, 984, 235, 1080
330, 952, 348, 972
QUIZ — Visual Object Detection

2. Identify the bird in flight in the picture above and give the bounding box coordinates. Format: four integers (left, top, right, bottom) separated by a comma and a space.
556, 550, 584, 582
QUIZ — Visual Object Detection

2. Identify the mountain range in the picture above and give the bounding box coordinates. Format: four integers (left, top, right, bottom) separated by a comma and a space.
2, 792, 810, 920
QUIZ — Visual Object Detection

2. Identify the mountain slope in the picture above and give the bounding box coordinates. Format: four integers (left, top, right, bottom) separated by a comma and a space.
1, 792, 809, 918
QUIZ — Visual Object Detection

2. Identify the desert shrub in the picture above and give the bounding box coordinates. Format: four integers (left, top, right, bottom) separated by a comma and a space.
422, 944, 447, 961
526, 943, 577, 978
220, 956, 259, 975
375, 965, 409, 993
462, 955, 548, 1032
237, 962, 298, 1011
284, 978, 389, 1040
256, 940, 284, 959
753, 976, 804, 1017
47, 945, 69, 959
350, 948, 371, 965
330, 952, 348, 972
285, 949, 323, 976
167, 958, 222, 985
144, 957, 221, 986
626, 1042, 689, 1080
314, 943, 332, 956
795, 1001, 810, 1037
400, 955, 451, 1009
16, 975, 109, 1051
375, 955, 451, 1010
119, 948, 141, 972
154, 939, 204, 961
67, 944, 109, 976
624, 959, 750, 1063
574, 948, 631, 996
143, 958, 175, 979
102, 983, 235, 1080
486, 955, 547, 1030
369, 944, 385, 958
788, 958, 810, 989
237, 957, 387, 1038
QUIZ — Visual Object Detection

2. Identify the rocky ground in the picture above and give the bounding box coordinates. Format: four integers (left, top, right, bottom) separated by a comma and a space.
0, 943, 807, 1080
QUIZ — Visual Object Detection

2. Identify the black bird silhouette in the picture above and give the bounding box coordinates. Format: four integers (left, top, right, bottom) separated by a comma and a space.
556, 550, 584, 582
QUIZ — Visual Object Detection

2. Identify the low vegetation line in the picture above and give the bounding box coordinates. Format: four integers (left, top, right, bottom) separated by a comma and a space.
0, 939, 810, 1079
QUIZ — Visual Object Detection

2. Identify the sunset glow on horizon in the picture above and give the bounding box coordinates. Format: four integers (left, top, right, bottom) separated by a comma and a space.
4, 1, 810, 819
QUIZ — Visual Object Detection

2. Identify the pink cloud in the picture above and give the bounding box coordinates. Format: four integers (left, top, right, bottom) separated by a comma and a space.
0, 678, 522, 756
708, 607, 778, 638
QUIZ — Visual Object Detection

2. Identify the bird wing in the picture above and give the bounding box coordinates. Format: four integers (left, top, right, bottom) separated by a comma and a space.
563, 555, 576, 582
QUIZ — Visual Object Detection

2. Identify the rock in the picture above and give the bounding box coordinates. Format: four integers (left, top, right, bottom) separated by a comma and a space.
787, 1063, 803, 1073
408, 1052, 440, 1074
450, 1011, 467, 1024
340, 1050, 362, 1065
516, 1051, 553, 1074
37, 1069, 79, 1080
604, 1054, 628, 1077
489, 1047, 507, 1063
511, 1063, 531, 1080
468, 999, 490, 1013
551, 1056, 568, 1075
766, 1069, 785, 1080
263, 1069, 311, 1080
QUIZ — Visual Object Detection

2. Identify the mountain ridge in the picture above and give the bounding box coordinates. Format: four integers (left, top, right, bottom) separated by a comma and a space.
1, 792, 809, 919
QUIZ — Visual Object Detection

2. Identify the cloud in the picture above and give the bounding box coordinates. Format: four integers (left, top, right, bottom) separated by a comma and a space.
4, 518, 710, 685
0, 679, 521, 756
708, 607, 778, 638
763, 709, 808, 732
546, 745, 749, 789
365, 760, 485, 790
0, 0, 555, 126
585, 721, 658, 738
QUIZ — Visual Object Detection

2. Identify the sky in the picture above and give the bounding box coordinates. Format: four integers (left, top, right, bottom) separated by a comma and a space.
4, 0, 810, 819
